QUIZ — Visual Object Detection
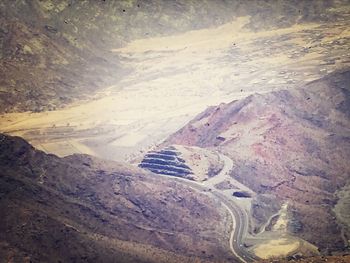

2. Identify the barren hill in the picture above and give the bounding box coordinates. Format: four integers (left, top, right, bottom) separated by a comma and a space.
0, 134, 234, 262
164, 70, 350, 254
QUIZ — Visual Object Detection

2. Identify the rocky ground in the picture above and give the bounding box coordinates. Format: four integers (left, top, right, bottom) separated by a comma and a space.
0, 134, 234, 262
261, 255, 350, 263
165, 70, 350, 255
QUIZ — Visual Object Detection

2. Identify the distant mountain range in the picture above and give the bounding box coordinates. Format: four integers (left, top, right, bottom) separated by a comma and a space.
1, 0, 348, 113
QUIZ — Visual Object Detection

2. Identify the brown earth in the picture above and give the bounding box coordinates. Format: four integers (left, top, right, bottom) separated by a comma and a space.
0, 134, 234, 263
260, 255, 350, 263
164, 70, 350, 254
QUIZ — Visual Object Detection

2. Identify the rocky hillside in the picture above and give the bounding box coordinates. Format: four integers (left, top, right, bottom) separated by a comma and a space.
0, 134, 235, 262
1, 0, 347, 113
165, 70, 350, 254
261, 255, 350, 263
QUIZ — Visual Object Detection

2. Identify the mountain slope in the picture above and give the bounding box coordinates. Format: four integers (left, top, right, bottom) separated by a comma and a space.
0, 134, 234, 262
1, 0, 348, 113
164, 70, 350, 254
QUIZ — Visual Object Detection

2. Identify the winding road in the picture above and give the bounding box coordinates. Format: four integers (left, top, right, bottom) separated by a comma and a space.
149, 152, 259, 262
202, 153, 258, 262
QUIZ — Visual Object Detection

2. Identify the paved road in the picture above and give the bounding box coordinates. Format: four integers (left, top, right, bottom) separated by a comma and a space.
203, 154, 258, 262
148, 153, 259, 262
203, 154, 254, 194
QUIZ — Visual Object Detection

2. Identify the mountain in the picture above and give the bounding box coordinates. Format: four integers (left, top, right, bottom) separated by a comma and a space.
1, 0, 348, 113
0, 134, 235, 262
164, 70, 350, 254
2, 1, 350, 261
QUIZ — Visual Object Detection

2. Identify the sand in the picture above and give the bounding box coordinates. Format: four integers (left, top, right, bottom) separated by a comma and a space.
254, 238, 300, 259
1, 16, 349, 162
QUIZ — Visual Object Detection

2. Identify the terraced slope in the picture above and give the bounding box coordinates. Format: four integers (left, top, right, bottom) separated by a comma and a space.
139, 147, 193, 179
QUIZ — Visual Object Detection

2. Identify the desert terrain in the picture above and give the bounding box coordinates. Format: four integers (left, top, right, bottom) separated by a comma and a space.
1, 6, 349, 162
163, 70, 350, 259
1, 1, 350, 262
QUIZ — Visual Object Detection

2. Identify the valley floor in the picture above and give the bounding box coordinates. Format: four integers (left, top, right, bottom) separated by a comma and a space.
1, 15, 349, 163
